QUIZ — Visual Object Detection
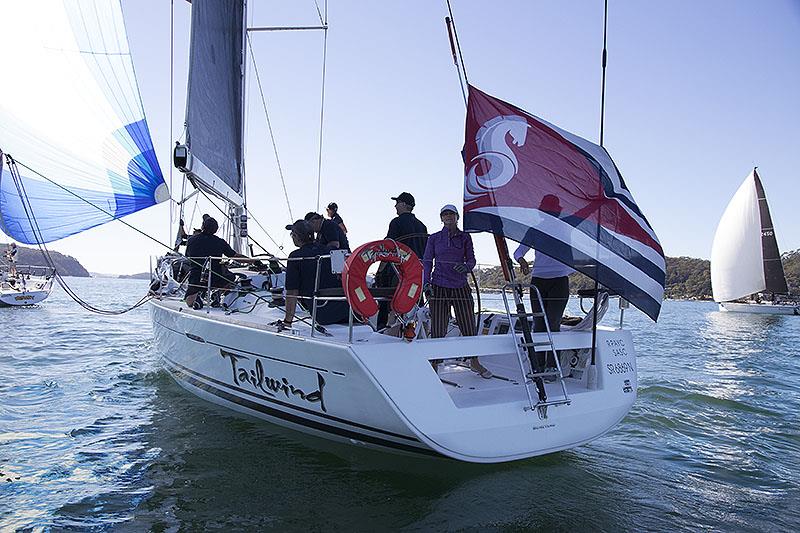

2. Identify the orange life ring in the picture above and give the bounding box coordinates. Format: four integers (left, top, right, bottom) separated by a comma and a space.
342, 239, 423, 319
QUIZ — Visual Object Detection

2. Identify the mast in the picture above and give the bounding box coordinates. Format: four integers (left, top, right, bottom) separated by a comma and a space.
231, 0, 249, 254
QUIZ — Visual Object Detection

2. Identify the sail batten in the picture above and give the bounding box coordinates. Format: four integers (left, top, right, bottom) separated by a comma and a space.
0, 0, 166, 244
461, 86, 665, 320
183, 0, 245, 205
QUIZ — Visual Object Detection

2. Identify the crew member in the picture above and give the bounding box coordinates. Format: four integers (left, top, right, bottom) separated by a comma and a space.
305, 212, 349, 251
184, 216, 257, 308
276, 220, 350, 329
422, 204, 491, 378
326, 202, 348, 234
6, 242, 17, 277
514, 195, 575, 368
376, 192, 428, 328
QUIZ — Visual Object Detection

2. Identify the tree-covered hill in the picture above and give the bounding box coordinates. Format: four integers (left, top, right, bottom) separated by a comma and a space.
783, 249, 800, 295
474, 250, 800, 300
1, 244, 90, 277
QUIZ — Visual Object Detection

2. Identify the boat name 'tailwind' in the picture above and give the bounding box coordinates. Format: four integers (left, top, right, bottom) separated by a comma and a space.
220, 349, 326, 412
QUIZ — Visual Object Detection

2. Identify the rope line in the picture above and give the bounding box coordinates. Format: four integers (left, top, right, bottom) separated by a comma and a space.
4, 155, 153, 314
245, 33, 293, 222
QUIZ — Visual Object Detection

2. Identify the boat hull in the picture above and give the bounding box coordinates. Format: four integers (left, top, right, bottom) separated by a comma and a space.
0, 288, 51, 306
150, 299, 638, 462
719, 302, 799, 315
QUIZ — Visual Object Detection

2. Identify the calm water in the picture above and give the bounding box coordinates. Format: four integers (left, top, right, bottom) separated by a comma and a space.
1, 277, 799, 531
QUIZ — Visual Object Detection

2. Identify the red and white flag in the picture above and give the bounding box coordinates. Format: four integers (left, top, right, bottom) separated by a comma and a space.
462, 85, 665, 320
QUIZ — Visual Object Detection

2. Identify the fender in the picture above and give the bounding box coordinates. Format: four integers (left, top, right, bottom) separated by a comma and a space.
342, 240, 423, 319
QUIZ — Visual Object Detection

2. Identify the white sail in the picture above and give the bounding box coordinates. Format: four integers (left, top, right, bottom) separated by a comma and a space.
711, 171, 765, 302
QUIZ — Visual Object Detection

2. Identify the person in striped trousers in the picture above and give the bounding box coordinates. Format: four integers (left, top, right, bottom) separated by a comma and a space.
422, 204, 492, 378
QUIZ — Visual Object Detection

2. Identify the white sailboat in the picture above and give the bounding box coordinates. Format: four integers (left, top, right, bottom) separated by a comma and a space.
0, 1, 667, 462
0, 260, 54, 307
711, 169, 798, 315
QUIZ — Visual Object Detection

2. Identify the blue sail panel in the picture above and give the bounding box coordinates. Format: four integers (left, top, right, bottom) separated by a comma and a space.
0, 1, 167, 244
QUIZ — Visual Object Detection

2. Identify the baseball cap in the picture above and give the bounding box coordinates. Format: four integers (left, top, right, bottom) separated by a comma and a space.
285, 219, 314, 237
391, 192, 415, 207
327, 202, 338, 210
440, 204, 459, 216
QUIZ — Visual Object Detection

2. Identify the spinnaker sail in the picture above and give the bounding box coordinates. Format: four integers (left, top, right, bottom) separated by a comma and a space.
710, 169, 788, 302
0, 0, 167, 244
462, 85, 665, 320
181, 0, 246, 206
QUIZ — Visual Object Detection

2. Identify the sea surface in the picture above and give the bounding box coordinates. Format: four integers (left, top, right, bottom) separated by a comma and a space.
1, 277, 799, 531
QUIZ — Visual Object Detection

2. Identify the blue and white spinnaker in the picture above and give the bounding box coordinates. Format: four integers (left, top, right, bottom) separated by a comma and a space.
0, 0, 167, 244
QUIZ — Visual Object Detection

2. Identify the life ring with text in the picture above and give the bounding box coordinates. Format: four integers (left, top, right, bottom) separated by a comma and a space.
342, 239, 423, 319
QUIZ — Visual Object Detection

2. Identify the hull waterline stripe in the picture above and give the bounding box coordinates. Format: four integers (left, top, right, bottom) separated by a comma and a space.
163, 361, 440, 457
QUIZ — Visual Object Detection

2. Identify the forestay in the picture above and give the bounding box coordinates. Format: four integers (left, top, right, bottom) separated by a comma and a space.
183, 0, 245, 206
462, 85, 665, 321
711, 169, 788, 302
0, 0, 167, 244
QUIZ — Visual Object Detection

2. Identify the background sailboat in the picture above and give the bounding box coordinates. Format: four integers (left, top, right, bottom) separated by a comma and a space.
710, 168, 798, 315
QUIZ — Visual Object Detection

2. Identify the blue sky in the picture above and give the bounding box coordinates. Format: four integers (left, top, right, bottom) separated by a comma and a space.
32, 0, 800, 274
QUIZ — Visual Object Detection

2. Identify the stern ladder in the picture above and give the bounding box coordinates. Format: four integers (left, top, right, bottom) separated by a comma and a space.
501, 282, 571, 414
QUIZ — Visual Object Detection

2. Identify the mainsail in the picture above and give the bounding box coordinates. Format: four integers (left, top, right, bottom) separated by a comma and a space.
462, 85, 665, 321
0, 0, 167, 244
710, 169, 788, 302
181, 0, 245, 206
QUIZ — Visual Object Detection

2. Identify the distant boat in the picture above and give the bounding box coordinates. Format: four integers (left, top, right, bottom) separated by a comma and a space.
710, 169, 798, 315
0, 264, 54, 307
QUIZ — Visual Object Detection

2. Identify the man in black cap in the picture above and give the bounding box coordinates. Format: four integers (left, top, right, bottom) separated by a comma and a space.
386, 192, 428, 257
276, 220, 350, 329
376, 192, 428, 328
304, 211, 349, 252
184, 216, 258, 308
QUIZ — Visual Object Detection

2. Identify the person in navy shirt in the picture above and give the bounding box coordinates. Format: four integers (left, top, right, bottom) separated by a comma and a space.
184, 216, 258, 308
305, 212, 349, 251
326, 202, 348, 235
279, 220, 350, 328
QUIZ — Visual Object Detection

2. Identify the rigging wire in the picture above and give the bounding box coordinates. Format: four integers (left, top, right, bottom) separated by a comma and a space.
314, 14, 328, 212
312, 0, 324, 25
445, 0, 469, 86
169, 0, 175, 245
4, 155, 154, 314
245, 33, 294, 223
445, 16, 468, 106
195, 186, 281, 255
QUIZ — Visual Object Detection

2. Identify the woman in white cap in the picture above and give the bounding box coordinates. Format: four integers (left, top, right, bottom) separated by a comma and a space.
422, 204, 492, 378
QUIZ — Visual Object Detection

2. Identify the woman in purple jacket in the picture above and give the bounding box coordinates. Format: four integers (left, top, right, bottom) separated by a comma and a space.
423, 204, 492, 378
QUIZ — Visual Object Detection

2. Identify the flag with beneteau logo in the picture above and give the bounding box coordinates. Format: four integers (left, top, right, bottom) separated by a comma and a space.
462, 85, 665, 320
